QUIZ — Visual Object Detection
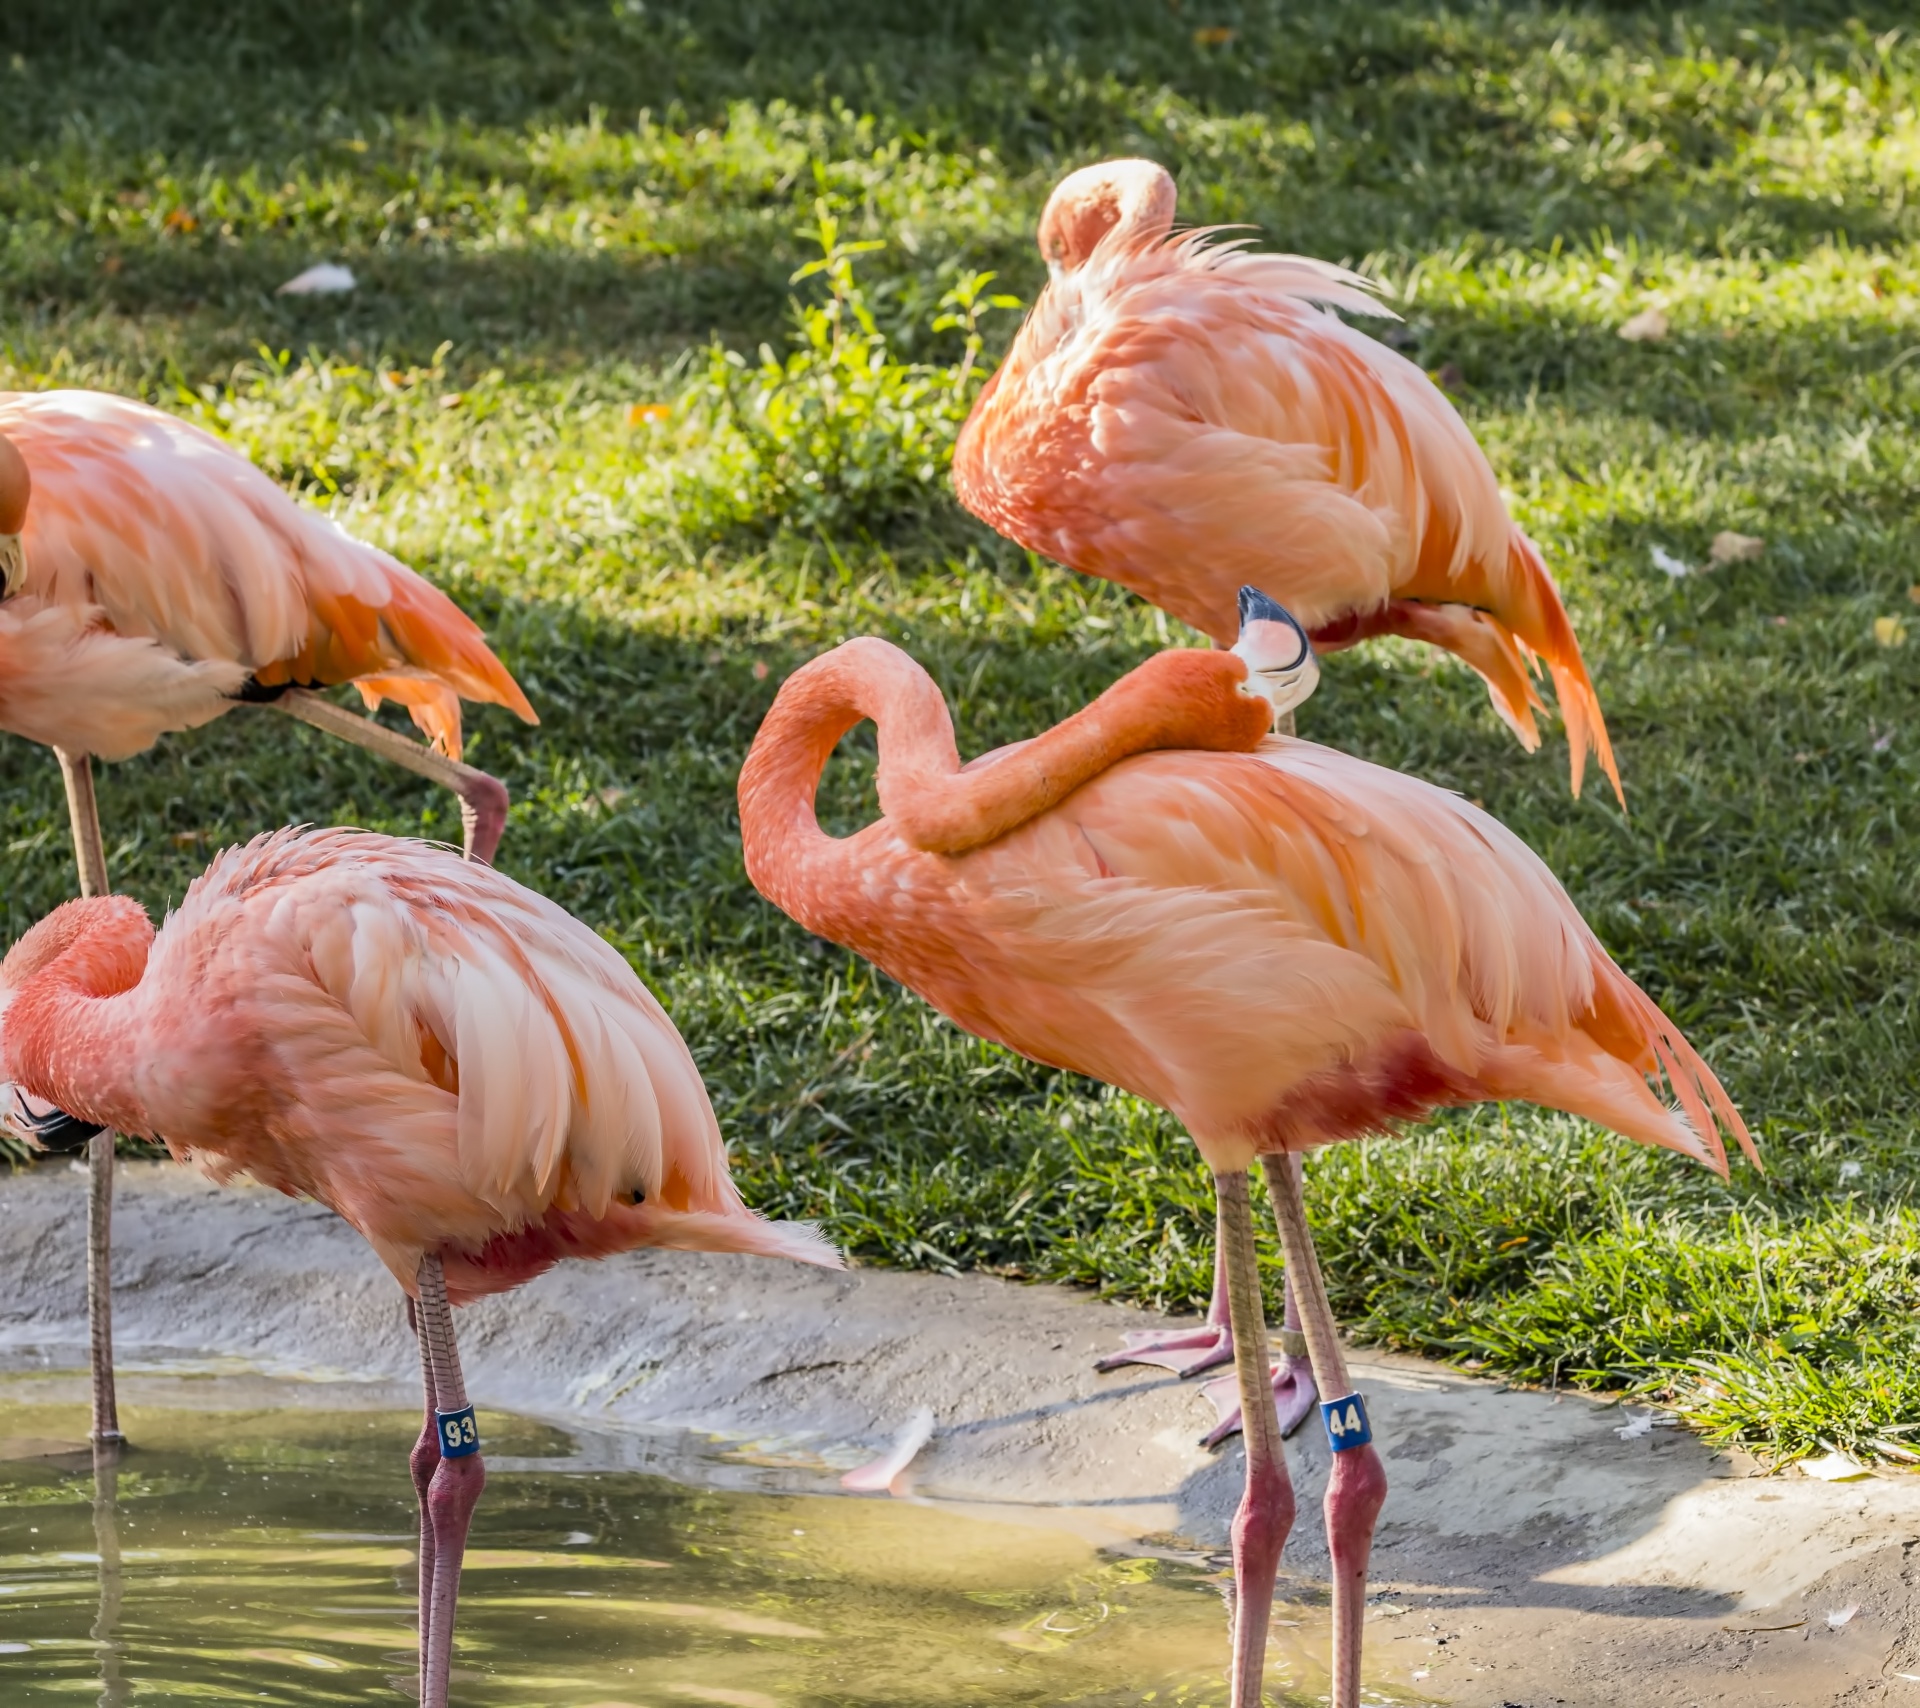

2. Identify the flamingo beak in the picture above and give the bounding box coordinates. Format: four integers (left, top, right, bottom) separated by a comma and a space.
0, 533, 22, 599
1231, 585, 1320, 724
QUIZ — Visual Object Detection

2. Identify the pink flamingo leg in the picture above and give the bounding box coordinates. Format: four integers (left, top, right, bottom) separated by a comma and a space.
270, 691, 511, 864
1262, 1154, 1386, 1708
405, 1297, 441, 1695
1215, 1169, 1296, 1708
1199, 1267, 1320, 1447
54, 747, 125, 1451
414, 1254, 487, 1708
1096, 1222, 1233, 1376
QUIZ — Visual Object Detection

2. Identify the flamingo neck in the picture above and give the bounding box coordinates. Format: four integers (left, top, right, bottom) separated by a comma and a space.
0, 896, 155, 1137
738, 638, 1272, 926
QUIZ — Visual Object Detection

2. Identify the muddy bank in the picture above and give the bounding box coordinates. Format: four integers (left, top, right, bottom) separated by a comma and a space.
3, 1159, 1918, 1705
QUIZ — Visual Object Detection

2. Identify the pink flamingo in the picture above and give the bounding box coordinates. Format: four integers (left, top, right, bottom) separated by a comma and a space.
953, 158, 1627, 1411
0, 827, 839, 1708
954, 158, 1619, 805
737, 593, 1754, 1708
0, 389, 538, 1447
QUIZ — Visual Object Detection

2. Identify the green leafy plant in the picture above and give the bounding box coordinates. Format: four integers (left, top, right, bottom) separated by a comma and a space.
676, 202, 1018, 534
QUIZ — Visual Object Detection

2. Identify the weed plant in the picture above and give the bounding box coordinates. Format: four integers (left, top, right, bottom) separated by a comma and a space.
2, 0, 1918, 1462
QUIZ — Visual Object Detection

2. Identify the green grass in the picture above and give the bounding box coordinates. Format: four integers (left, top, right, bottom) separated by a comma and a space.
3, 0, 1919, 1465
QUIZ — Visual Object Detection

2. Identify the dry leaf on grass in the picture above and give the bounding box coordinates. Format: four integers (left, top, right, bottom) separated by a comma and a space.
1618, 307, 1670, 343
1708, 531, 1765, 565
1874, 616, 1908, 649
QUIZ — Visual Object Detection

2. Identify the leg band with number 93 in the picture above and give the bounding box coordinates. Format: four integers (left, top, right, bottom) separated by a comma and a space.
436, 1405, 482, 1458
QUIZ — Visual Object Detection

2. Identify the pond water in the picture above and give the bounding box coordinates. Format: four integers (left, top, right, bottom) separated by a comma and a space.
0, 1369, 1394, 1707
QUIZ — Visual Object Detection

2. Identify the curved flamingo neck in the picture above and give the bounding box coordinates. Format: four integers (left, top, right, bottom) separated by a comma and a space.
1, 896, 154, 1135
738, 637, 1271, 926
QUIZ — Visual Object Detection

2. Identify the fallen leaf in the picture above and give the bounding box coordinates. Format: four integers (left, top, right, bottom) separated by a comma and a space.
1827, 1604, 1860, 1629
1193, 25, 1236, 44
1708, 531, 1765, 565
170, 830, 207, 848
276, 262, 357, 296
1799, 1449, 1873, 1481
1618, 307, 1670, 343
1874, 615, 1907, 648
163, 207, 198, 233
626, 402, 671, 426
1651, 545, 1693, 579
437, 393, 464, 410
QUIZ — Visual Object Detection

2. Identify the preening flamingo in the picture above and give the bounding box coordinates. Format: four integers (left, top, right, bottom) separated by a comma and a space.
738, 596, 1754, 1708
953, 158, 1628, 1410
0, 388, 539, 1447
952, 158, 1619, 805
0, 827, 839, 1708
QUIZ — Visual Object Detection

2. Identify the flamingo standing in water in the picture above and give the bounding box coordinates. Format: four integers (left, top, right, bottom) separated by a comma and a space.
0, 389, 539, 1449
952, 158, 1626, 1417
0, 827, 839, 1708
738, 595, 1753, 1708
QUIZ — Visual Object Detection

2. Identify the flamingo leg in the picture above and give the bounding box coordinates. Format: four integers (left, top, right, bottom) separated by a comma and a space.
1261, 1153, 1386, 1708
406, 1297, 441, 1697
1215, 1168, 1296, 1708
414, 1254, 486, 1708
268, 690, 510, 864
1095, 1218, 1234, 1376
52, 748, 124, 1452
1199, 1253, 1320, 1447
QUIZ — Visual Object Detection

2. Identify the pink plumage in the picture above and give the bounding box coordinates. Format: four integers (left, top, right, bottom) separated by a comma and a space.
741, 636, 1751, 1178
952, 159, 1622, 804
0, 827, 837, 1302
0, 390, 536, 762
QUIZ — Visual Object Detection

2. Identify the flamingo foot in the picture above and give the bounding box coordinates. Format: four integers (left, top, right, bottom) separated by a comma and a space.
1094, 1319, 1235, 1378
1198, 1351, 1319, 1448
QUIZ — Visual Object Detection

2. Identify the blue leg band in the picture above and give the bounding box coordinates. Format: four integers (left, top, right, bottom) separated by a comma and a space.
436, 1405, 482, 1458
1320, 1392, 1373, 1452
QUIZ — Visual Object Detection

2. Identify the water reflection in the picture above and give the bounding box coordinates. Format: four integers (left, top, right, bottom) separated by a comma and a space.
90, 1444, 128, 1708
0, 1375, 1400, 1706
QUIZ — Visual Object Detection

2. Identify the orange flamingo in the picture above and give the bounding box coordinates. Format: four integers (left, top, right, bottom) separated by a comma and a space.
953, 158, 1619, 805
0, 388, 539, 1447
953, 158, 1627, 1411
738, 593, 1753, 1708
0, 827, 839, 1708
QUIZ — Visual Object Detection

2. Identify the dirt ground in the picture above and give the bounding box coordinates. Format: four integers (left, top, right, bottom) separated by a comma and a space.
1, 1158, 1916, 1706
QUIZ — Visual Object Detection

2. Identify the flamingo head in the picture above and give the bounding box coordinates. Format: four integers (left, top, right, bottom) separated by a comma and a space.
1232, 586, 1320, 725
0, 429, 27, 598
1037, 158, 1178, 280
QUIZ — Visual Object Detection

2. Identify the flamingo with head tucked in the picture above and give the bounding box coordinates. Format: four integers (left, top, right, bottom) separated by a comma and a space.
737, 595, 1753, 1708
954, 157, 1619, 805
0, 827, 838, 1708
953, 157, 1628, 1411
0, 388, 539, 1448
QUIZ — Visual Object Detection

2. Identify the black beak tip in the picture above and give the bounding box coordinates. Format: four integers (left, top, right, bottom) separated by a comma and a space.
1237, 584, 1296, 632
1235, 585, 1312, 658
10, 1094, 103, 1156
